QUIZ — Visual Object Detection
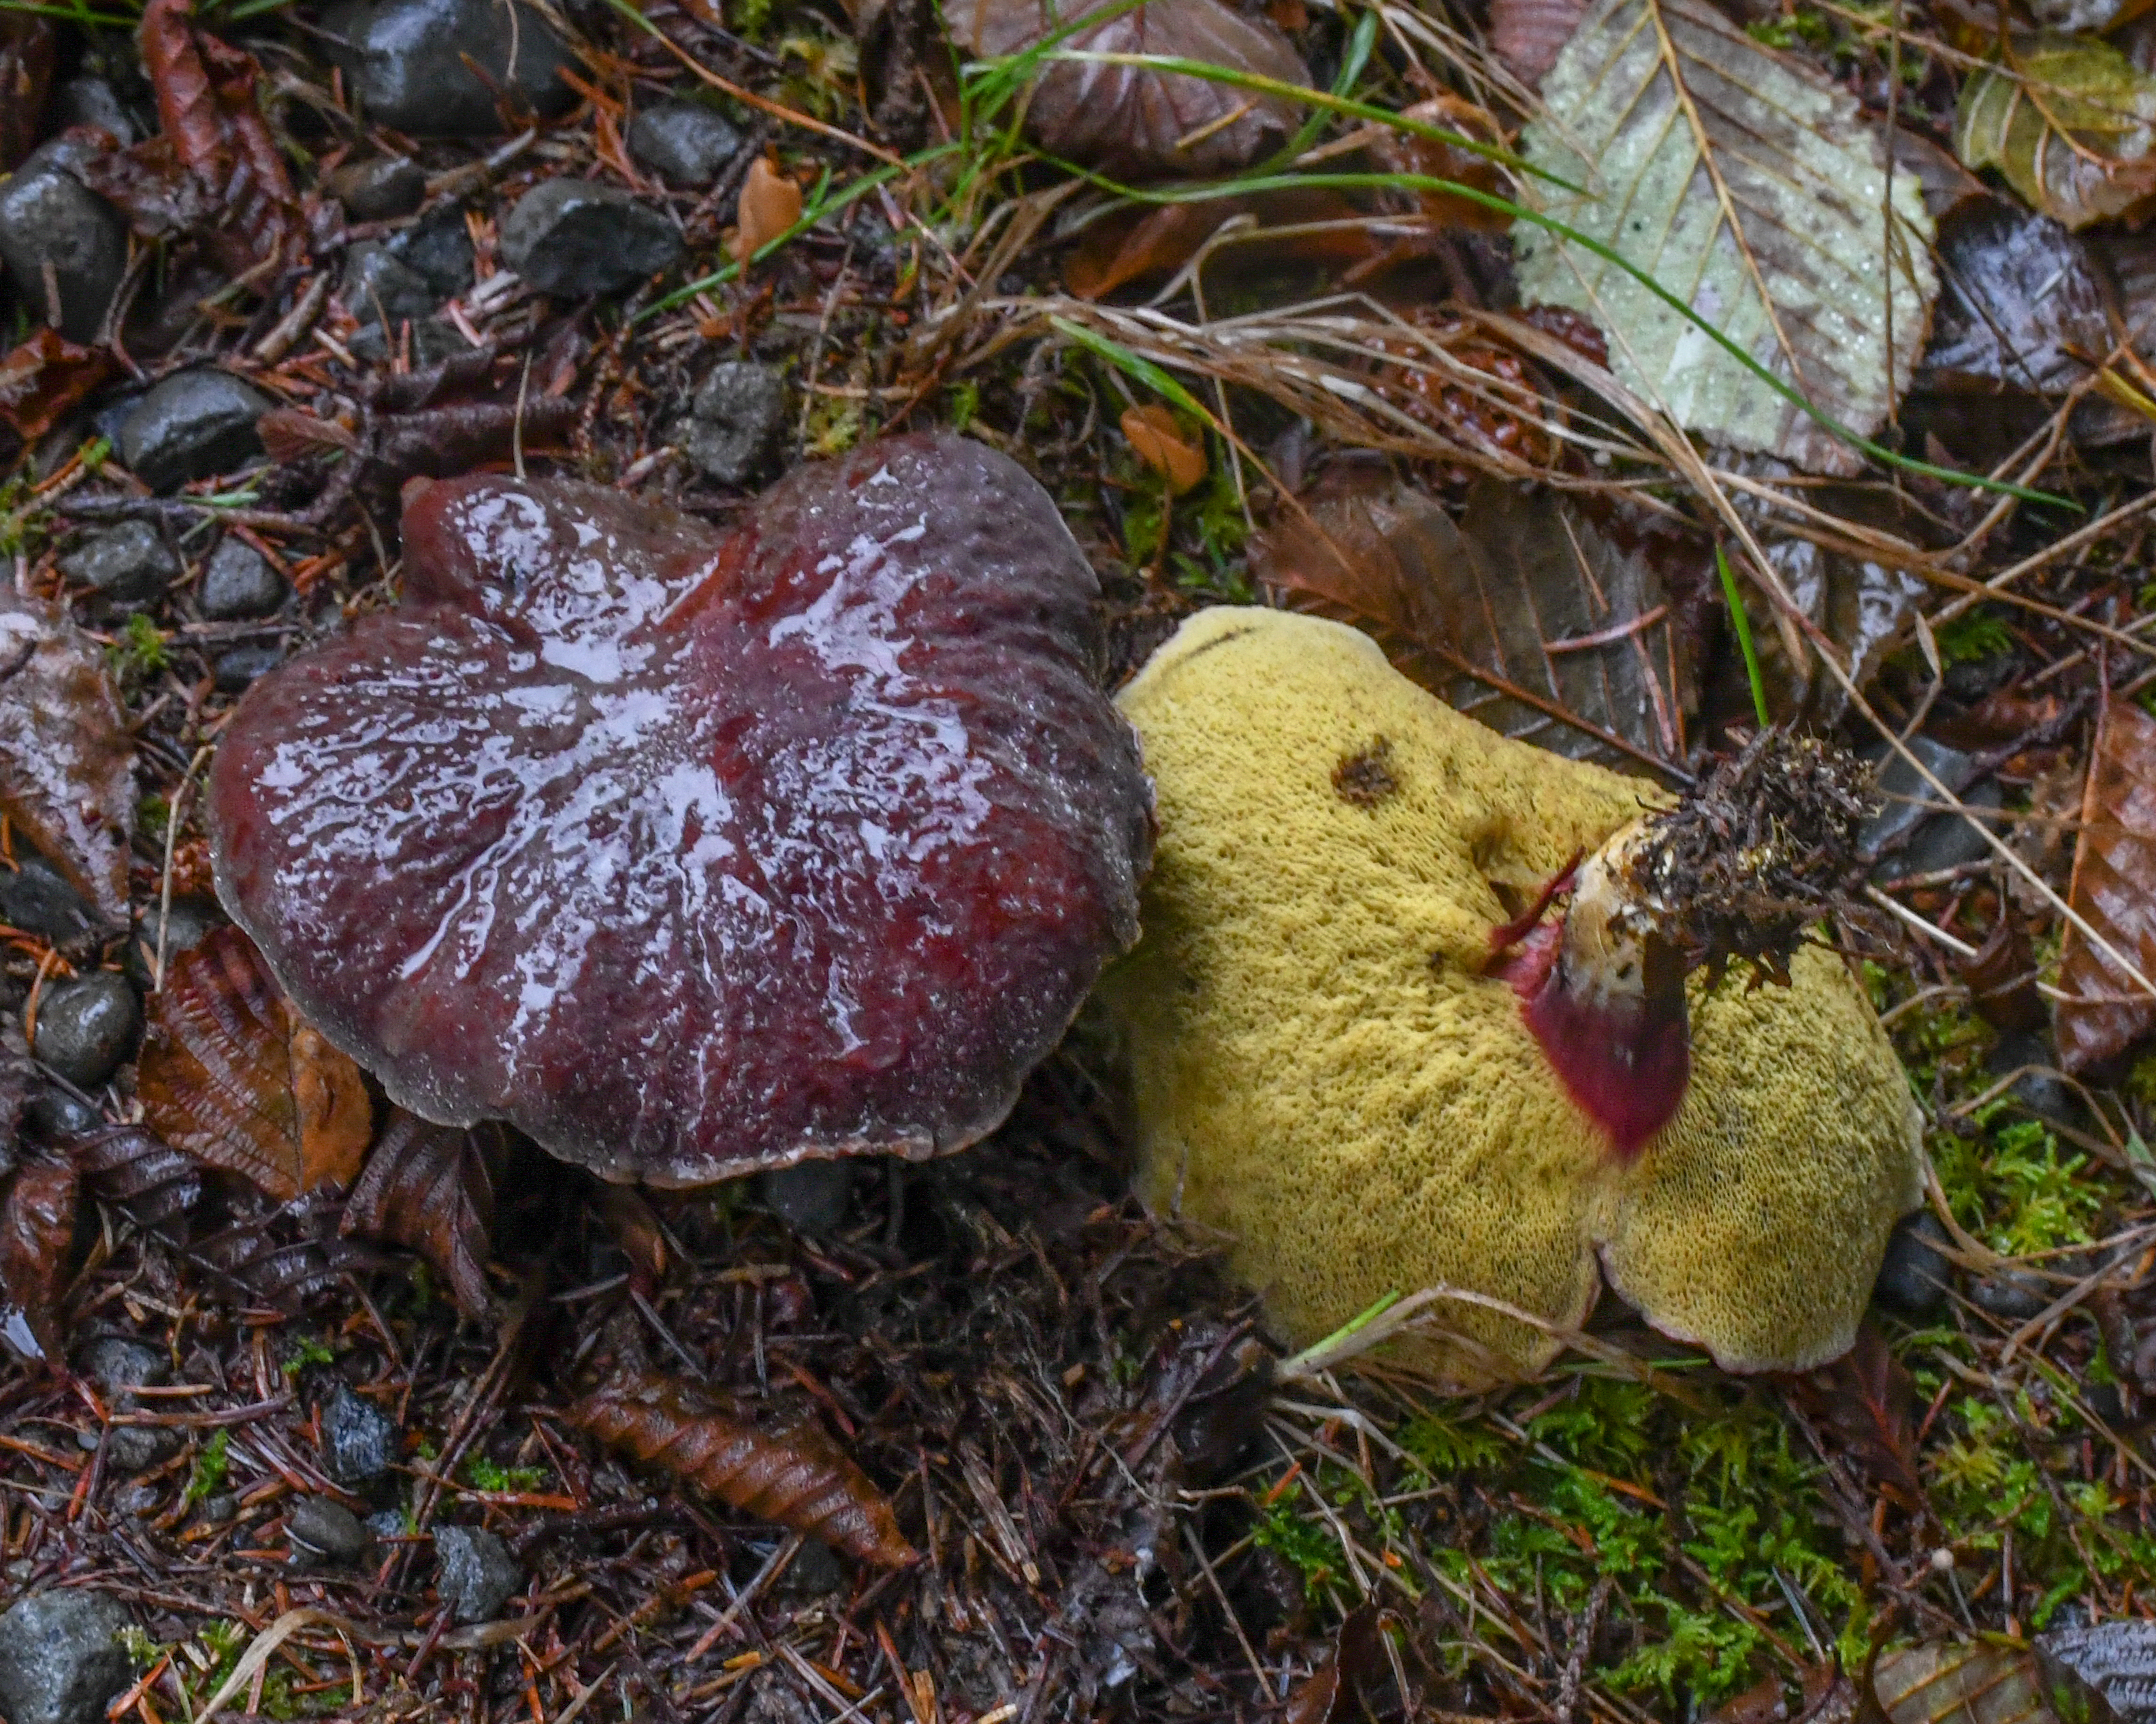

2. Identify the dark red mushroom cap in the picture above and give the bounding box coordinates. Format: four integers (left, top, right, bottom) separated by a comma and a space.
207, 433, 1154, 1186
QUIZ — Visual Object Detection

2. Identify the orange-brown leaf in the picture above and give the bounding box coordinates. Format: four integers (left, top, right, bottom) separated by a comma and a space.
570, 1373, 917, 1567
1367, 97, 1513, 234
2056, 699, 2156, 1072
340, 1111, 498, 1318
1782, 1322, 1921, 1505
0, 1158, 77, 1367
730, 157, 803, 261
0, 588, 133, 924
0, 330, 116, 443
1488, 0, 1592, 89
1121, 404, 1206, 494
138, 926, 372, 1202
1063, 189, 1377, 299
0, 14, 54, 172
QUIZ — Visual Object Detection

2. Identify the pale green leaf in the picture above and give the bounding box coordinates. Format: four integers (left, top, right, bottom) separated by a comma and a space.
1954, 33, 2156, 231
1513, 0, 1937, 475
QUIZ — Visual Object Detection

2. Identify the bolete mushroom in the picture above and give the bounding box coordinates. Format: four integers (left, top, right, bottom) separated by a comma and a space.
208, 433, 1155, 1186
1096, 607, 1925, 1383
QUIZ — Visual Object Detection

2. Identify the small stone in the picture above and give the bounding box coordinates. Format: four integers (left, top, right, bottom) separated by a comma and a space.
324, 155, 425, 222
213, 643, 285, 693
31, 974, 139, 1091
1873, 1210, 1951, 1321
365, 1507, 408, 1542
122, 899, 223, 992
118, 371, 272, 493
342, 240, 438, 335
0, 855, 103, 947
433, 1525, 521, 1622
757, 1160, 854, 1236
346, 315, 469, 368
498, 179, 683, 298
195, 1492, 236, 1525
321, 1384, 399, 1486
111, 1483, 160, 1516
340, 0, 574, 135
22, 1086, 100, 1143
1860, 737, 1986, 878
2038, 1619, 2156, 1724
287, 1495, 370, 1565
0, 1591, 135, 1724
1986, 1030, 2076, 1128
1895, 777, 2002, 878
0, 138, 129, 345
49, 78, 137, 146
774, 1537, 843, 1596
199, 537, 287, 621
74, 1336, 175, 1473
686, 361, 786, 486
1967, 1268, 2049, 1321
628, 101, 743, 187
388, 204, 476, 298
58, 522, 178, 609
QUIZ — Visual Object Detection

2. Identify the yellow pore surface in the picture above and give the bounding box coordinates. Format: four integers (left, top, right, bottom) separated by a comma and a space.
1100, 607, 1927, 1384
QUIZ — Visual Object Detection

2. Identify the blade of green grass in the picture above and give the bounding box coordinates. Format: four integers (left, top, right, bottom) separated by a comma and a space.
1716, 544, 1771, 729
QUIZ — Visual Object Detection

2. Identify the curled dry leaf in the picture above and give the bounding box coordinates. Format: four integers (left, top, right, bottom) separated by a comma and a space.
2055, 699, 2156, 1072
1283, 1605, 1391, 1724
0, 1157, 77, 1367
570, 1373, 917, 1567
0, 329, 116, 444
1956, 35, 2156, 232
68, 1125, 205, 1229
729, 157, 803, 261
133, 0, 299, 269
0, 587, 134, 925
138, 926, 372, 1203
943, 0, 1308, 180
0, 14, 54, 172
1120, 404, 1206, 493
340, 1111, 498, 1318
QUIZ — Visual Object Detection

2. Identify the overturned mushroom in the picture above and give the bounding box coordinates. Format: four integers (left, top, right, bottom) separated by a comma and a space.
1096, 608, 1925, 1383
208, 434, 1154, 1186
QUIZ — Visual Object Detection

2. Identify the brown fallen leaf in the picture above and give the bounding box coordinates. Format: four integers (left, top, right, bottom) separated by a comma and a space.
1366, 96, 1513, 234
1875, 1643, 2051, 1724
1489, 0, 1591, 88
138, 926, 372, 1203
595, 1183, 669, 1301
0, 16, 53, 174
68, 1124, 205, 1230
1780, 1321, 1922, 1507
1254, 470, 1696, 771
944, 0, 1309, 180
2055, 699, 2156, 1072
0, 1156, 78, 1367
0, 328, 116, 443
1121, 404, 1206, 494
1063, 187, 1376, 300
570, 1373, 918, 1567
0, 587, 135, 924
730, 157, 803, 262
1284, 1606, 1391, 1724
340, 1111, 498, 1318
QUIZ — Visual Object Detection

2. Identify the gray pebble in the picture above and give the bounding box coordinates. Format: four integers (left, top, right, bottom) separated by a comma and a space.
1895, 777, 2001, 878
340, 0, 573, 135
342, 240, 438, 336
686, 361, 786, 487
1986, 1030, 2076, 1128
1860, 737, 1992, 880
0, 1591, 135, 1724
0, 855, 103, 948
58, 522, 177, 609
74, 1336, 174, 1473
48, 78, 137, 147
498, 179, 682, 298
1967, 1268, 2050, 1321
31, 974, 139, 1091
774, 1537, 844, 1596
199, 537, 287, 620
1873, 1210, 1952, 1321
321, 1384, 399, 1486
365, 1507, 408, 1542
389, 204, 476, 298
0, 138, 128, 345
346, 315, 469, 369
111, 1483, 160, 1516
287, 1495, 370, 1565
213, 643, 284, 693
758, 1160, 854, 1236
433, 1525, 521, 1622
628, 101, 743, 187
119, 371, 272, 493
324, 155, 425, 221
23, 1086, 100, 1143
122, 899, 223, 992
195, 1492, 236, 1525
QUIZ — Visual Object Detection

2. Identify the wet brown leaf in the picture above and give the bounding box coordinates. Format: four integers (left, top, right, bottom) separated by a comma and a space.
0, 1156, 77, 1367
1959, 913, 2046, 1035
0, 588, 134, 924
595, 1184, 668, 1301
0, 14, 54, 173
68, 1124, 205, 1229
569, 1373, 918, 1567
2056, 699, 2156, 1073
138, 926, 372, 1202
1366, 96, 1512, 232
1920, 200, 2107, 400
1284, 1606, 1391, 1724
0, 328, 116, 443
1490, 0, 1590, 89
1783, 1322, 1922, 1506
1255, 470, 1694, 771
944, 0, 1308, 179
1121, 404, 1205, 493
1875, 1644, 2053, 1724
730, 157, 803, 261
341, 1111, 498, 1318
1063, 188, 1374, 300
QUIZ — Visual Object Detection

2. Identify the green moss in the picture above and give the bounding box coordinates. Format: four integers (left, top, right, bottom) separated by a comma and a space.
464, 1456, 549, 1492
182, 1429, 229, 1507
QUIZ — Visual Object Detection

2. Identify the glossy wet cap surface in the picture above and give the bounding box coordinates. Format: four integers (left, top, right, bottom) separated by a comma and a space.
208, 433, 1154, 1185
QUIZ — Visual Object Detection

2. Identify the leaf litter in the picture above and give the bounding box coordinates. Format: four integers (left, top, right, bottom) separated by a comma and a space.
3, 0, 2156, 1708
